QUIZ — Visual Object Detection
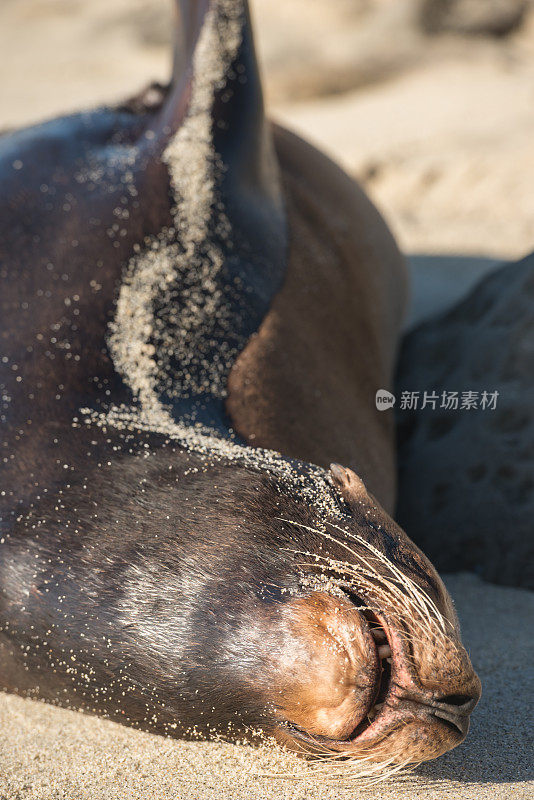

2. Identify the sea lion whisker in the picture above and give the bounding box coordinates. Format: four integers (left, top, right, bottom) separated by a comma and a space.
290, 544, 441, 645
302, 751, 415, 786
295, 555, 450, 661
327, 521, 447, 618
323, 537, 449, 647
290, 533, 443, 644
327, 521, 448, 637
284, 747, 405, 783
266, 716, 420, 785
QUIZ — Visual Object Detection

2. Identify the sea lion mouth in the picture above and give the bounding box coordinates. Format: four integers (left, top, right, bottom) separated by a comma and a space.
278, 603, 480, 761
279, 607, 394, 747
352, 612, 393, 735
353, 611, 479, 748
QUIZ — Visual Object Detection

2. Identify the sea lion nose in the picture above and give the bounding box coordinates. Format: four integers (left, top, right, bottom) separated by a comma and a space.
430, 692, 480, 737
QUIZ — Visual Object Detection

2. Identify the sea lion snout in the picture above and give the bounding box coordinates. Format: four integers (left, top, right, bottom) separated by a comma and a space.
267, 463, 481, 764
274, 588, 481, 765
271, 592, 379, 740
342, 608, 482, 761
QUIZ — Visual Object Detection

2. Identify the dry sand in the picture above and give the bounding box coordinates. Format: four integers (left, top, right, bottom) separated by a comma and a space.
276, 49, 534, 262
1, 1, 534, 797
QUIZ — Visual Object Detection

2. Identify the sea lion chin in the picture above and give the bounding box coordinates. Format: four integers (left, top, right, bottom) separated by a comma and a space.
0, 0, 480, 779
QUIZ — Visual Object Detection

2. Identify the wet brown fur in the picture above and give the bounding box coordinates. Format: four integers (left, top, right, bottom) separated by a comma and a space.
227, 126, 408, 512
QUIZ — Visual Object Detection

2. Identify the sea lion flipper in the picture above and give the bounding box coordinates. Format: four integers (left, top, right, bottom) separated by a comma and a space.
155, 0, 285, 217
109, 0, 288, 416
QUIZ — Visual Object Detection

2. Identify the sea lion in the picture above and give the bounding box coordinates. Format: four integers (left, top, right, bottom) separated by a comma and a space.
0, 0, 480, 775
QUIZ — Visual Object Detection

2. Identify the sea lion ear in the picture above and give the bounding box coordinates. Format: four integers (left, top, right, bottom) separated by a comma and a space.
330, 463, 370, 505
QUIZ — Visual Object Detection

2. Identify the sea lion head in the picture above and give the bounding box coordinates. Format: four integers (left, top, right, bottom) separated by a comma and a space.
84, 449, 479, 772
259, 463, 481, 769
0, 421, 480, 777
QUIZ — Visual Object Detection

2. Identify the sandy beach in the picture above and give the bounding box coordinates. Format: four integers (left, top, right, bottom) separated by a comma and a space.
1, 1, 533, 798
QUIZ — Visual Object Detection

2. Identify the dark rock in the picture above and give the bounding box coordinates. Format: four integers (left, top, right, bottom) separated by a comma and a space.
396, 252, 534, 589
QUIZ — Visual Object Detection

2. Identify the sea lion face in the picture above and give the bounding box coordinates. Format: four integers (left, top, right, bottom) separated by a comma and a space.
0, 436, 480, 775
257, 464, 481, 767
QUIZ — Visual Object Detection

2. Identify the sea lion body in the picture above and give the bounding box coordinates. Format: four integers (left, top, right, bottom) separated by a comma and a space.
0, 0, 479, 771
229, 125, 406, 509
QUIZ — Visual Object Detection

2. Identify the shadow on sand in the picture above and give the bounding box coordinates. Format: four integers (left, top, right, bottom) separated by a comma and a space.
405, 254, 503, 330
